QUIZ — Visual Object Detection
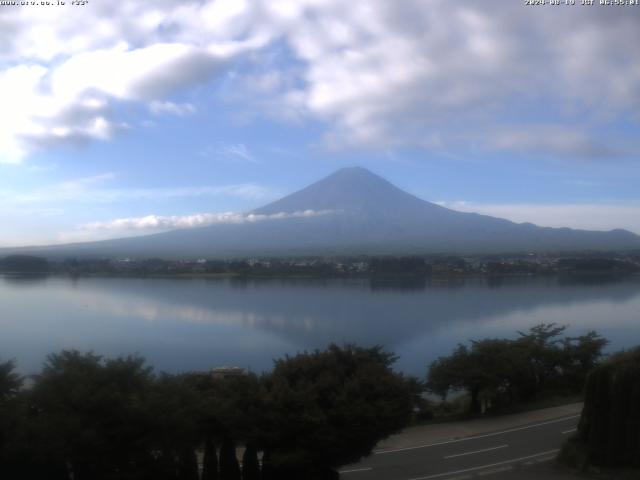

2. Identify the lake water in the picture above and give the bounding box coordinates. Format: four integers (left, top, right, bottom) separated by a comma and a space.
1, 274, 640, 377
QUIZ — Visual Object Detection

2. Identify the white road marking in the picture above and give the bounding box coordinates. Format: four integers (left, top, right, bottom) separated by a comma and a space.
444, 444, 508, 459
562, 428, 577, 434
406, 449, 560, 480
375, 415, 579, 455
478, 466, 513, 476
340, 467, 373, 474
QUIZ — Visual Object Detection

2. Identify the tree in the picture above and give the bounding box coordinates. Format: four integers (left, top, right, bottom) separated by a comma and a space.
560, 331, 609, 391
427, 325, 609, 414
515, 323, 568, 395
178, 447, 199, 480
0, 360, 22, 401
369, 257, 429, 276
242, 444, 260, 480
0, 360, 26, 479
427, 340, 522, 413
0, 255, 49, 273
146, 373, 203, 479
576, 347, 640, 468
219, 436, 241, 480
29, 351, 155, 480
201, 436, 219, 480
427, 345, 471, 400
468, 339, 524, 411
260, 344, 420, 478
212, 373, 263, 446
185, 371, 262, 480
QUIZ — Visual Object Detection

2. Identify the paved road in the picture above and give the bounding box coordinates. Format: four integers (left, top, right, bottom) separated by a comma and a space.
340, 406, 581, 480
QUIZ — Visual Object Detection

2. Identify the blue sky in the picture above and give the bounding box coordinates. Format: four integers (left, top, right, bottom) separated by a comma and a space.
1, 0, 639, 247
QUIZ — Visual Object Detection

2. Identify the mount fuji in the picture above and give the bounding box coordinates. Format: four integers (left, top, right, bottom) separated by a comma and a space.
5, 167, 640, 258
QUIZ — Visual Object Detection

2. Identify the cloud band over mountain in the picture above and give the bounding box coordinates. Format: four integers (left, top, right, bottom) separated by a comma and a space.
81, 209, 337, 233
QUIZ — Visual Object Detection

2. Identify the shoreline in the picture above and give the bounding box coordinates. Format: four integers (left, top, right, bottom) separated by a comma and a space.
2, 271, 638, 281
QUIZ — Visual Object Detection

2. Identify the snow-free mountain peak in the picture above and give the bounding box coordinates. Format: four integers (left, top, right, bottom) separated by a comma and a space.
253, 166, 439, 216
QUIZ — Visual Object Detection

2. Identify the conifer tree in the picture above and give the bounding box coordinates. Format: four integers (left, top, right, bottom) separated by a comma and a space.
202, 436, 219, 480
578, 347, 640, 467
178, 447, 199, 480
219, 436, 241, 480
241, 444, 260, 480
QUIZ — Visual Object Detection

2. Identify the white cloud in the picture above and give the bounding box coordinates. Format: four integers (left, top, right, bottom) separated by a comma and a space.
199, 143, 257, 163
438, 201, 640, 235
257, 1, 640, 154
0, 0, 265, 162
1, 0, 639, 161
80, 209, 335, 232
149, 100, 196, 116
0, 1, 259, 63
0, 42, 230, 162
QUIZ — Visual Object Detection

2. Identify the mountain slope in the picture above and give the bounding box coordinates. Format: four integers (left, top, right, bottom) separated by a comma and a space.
3, 167, 640, 258
253, 167, 442, 217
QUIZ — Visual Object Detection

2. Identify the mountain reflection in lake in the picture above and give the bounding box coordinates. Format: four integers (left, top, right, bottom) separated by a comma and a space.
1, 275, 639, 376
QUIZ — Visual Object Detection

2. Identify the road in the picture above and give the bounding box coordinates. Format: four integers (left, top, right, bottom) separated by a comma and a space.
339, 405, 581, 480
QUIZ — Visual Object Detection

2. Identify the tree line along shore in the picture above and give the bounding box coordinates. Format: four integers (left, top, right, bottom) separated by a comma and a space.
1, 252, 640, 278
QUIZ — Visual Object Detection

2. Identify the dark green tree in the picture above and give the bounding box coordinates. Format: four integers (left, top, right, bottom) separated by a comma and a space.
427, 325, 608, 414
0, 360, 21, 400
146, 373, 202, 479
576, 347, 640, 468
426, 345, 466, 400
0, 360, 27, 479
219, 436, 241, 480
241, 444, 260, 480
427, 340, 522, 413
0, 255, 49, 272
515, 323, 568, 395
213, 373, 263, 445
29, 351, 154, 480
369, 257, 429, 276
185, 371, 262, 479
260, 344, 420, 478
202, 436, 219, 480
560, 331, 609, 391
178, 447, 199, 480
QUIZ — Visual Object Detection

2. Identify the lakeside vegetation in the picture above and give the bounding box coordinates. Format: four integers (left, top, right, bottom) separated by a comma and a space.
0, 345, 420, 480
2, 325, 638, 478
2, 252, 640, 278
426, 324, 608, 416
427, 325, 640, 474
